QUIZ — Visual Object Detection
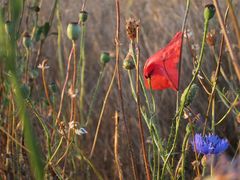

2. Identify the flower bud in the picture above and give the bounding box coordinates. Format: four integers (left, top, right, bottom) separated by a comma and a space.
22, 32, 32, 49
100, 52, 111, 65
204, 4, 215, 21
79, 11, 88, 23
123, 54, 135, 70
67, 22, 80, 41
181, 84, 199, 107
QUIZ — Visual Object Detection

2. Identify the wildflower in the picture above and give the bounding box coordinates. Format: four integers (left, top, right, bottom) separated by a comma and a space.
143, 32, 183, 91
68, 121, 87, 135
192, 134, 229, 155
75, 128, 88, 135
38, 60, 50, 70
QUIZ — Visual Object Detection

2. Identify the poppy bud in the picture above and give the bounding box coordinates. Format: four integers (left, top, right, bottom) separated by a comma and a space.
67, 22, 80, 41
100, 52, 111, 65
123, 54, 135, 70
22, 32, 32, 49
181, 84, 199, 107
79, 11, 88, 23
204, 4, 215, 21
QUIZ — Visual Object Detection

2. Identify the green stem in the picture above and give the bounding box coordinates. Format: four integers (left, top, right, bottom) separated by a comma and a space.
79, 23, 86, 122
181, 126, 191, 180
56, 0, 64, 80
85, 67, 105, 126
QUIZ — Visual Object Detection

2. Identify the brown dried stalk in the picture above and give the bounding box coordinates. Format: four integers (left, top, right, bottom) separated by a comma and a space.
213, 0, 240, 81
135, 26, 151, 180
114, 111, 123, 180
114, 1, 138, 179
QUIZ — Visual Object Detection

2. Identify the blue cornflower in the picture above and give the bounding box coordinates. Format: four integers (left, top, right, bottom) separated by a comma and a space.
192, 134, 229, 155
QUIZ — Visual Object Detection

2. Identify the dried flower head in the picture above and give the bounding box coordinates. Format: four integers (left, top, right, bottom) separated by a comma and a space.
125, 17, 140, 40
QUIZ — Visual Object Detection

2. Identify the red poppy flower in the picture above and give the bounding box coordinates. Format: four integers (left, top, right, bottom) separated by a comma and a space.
143, 31, 183, 91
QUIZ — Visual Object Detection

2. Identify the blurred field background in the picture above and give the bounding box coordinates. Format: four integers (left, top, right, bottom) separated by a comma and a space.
0, 0, 240, 179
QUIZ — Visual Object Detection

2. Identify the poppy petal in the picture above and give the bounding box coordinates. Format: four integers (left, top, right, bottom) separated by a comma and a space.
144, 31, 183, 91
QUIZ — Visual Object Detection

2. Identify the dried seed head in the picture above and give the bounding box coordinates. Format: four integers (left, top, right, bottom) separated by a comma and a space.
125, 17, 140, 40
206, 29, 216, 46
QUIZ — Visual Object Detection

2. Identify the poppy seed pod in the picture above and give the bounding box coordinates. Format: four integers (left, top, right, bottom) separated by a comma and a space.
123, 54, 135, 70
204, 4, 215, 21
5, 21, 14, 37
22, 32, 32, 49
79, 11, 88, 23
67, 22, 80, 41
100, 52, 111, 65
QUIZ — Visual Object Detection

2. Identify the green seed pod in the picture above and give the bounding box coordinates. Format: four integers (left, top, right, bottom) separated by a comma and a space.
204, 4, 215, 21
22, 32, 32, 49
79, 11, 88, 23
181, 84, 199, 107
123, 59, 135, 70
100, 52, 111, 65
123, 54, 135, 70
5, 21, 15, 38
67, 22, 80, 41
